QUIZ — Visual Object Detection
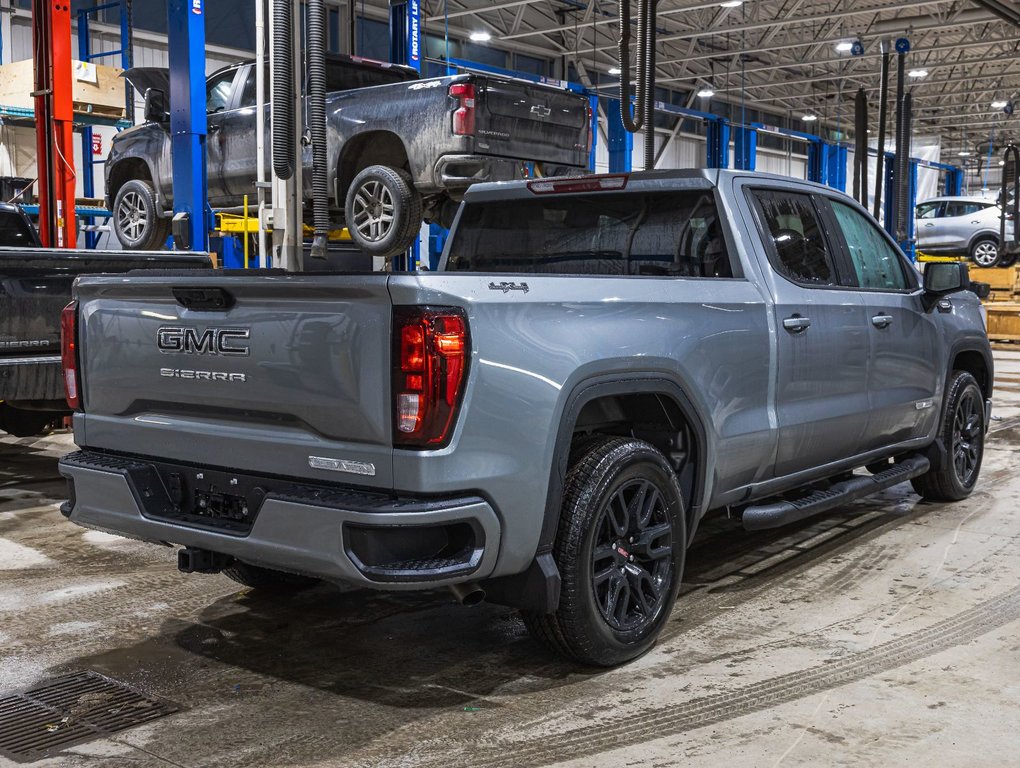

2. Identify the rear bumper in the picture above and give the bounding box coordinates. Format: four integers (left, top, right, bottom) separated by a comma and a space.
58, 450, 502, 590
0, 355, 63, 402
433, 154, 526, 192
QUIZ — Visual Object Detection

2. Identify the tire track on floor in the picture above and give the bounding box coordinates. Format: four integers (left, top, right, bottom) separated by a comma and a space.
426, 584, 1020, 768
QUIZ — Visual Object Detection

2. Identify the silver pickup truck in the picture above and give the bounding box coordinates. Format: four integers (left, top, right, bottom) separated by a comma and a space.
59, 170, 992, 666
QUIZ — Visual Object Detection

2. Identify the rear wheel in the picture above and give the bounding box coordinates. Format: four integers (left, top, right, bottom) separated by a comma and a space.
970, 237, 1000, 268
912, 371, 985, 502
522, 436, 686, 666
112, 178, 170, 250
344, 165, 422, 259
222, 561, 319, 592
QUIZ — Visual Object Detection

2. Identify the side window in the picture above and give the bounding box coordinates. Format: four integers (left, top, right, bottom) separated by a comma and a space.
944, 201, 983, 218
830, 201, 909, 291
751, 190, 837, 286
206, 70, 237, 113
239, 66, 269, 108
916, 202, 941, 219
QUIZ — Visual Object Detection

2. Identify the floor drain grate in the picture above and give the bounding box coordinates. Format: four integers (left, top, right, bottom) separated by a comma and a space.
0, 671, 180, 763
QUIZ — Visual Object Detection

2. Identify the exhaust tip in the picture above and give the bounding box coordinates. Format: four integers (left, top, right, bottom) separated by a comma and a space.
449, 582, 485, 606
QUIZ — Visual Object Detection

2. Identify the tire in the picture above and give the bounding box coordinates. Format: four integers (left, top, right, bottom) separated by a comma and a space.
0, 404, 60, 437
911, 371, 986, 502
522, 436, 686, 666
344, 165, 422, 259
222, 561, 319, 591
112, 178, 171, 250
970, 237, 1000, 268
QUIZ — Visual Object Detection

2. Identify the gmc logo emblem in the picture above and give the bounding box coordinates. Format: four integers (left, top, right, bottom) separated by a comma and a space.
157, 327, 250, 356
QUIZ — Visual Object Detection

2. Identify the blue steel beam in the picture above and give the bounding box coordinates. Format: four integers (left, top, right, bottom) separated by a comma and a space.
167, 0, 208, 252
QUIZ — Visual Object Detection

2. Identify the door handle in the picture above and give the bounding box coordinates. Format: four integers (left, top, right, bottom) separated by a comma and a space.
970, 220, 980, 224
783, 315, 811, 333
924, 223, 935, 227
871, 313, 893, 328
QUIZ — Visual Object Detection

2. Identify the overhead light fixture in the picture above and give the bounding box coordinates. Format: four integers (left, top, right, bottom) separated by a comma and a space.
608, 67, 621, 75
801, 114, 818, 122
469, 31, 491, 42
835, 41, 854, 52
992, 100, 1008, 109
719, 0, 743, 7
907, 69, 928, 78
958, 150, 972, 157
697, 87, 715, 98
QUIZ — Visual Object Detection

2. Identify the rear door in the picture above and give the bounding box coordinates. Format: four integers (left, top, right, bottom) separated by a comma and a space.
475, 78, 589, 167
940, 200, 986, 251
745, 187, 870, 478
204, 66, 245, 206
222, 64, 267, 201
826, 198, 942, 450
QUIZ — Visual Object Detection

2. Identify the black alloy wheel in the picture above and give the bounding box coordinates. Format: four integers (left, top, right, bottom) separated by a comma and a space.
591, 478, 674, 632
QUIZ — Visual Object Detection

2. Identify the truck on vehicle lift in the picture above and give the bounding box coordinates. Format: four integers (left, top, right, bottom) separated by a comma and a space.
58, 170, 992, 666
107, 54, 593, 258
0, 200, 210, 437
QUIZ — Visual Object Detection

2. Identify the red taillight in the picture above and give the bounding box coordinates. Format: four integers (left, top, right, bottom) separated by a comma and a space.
60, 300, 80, 410
393, 308, 468, 448
450, 82, 476, 136
527, 174, 629, 195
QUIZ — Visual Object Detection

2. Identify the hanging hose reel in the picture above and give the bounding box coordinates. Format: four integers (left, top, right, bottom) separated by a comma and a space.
618, 0, 658, 170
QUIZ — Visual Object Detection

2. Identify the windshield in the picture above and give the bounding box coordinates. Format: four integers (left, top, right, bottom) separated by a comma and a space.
445, 190, 732, 277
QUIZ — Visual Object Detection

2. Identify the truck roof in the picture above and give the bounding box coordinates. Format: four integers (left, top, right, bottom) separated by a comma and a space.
462, 168, 842, 202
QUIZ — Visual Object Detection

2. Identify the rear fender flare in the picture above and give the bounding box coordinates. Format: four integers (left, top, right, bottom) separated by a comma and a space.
539, 374, 712, 555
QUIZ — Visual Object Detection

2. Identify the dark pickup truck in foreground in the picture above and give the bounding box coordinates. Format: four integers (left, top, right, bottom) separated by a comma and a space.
60, 170, 991, 666
109, 54, 592, 257
0, 244, 209, 436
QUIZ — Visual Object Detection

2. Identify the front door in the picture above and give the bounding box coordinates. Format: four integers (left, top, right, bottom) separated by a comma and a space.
746, 188, 871, 478
827, 198, 942, 450
915, 200, 944, 250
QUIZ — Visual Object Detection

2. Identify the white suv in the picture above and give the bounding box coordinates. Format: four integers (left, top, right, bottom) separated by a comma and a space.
916, 196, 1014, 267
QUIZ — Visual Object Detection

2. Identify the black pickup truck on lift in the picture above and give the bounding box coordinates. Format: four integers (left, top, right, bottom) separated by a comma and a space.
0, 204, 210, 436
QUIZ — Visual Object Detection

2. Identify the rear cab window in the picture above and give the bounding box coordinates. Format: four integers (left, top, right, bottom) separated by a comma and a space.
445, 189, 736, 278
748, 190, 839, 286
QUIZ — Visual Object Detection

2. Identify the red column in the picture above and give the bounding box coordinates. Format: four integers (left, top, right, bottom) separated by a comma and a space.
33, 0, 76, 248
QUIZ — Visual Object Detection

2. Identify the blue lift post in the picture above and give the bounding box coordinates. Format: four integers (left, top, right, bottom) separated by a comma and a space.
389, 0, 421, 269
733, 125, 756, 171
167, 0, 209, 253
76, 1, 131, 248
705, 118, 729, 169
606, 98, 633, 173
943, 166, 964, 196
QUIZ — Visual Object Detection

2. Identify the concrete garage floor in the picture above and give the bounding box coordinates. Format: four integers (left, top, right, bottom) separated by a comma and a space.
4, 351, 1020, 768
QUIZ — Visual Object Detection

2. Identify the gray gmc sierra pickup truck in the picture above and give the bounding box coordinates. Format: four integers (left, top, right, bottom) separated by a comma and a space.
59, 170, 992, 666
109, 54, 591, 257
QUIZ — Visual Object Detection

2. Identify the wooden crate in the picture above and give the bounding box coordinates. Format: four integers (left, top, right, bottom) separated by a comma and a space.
0, 59, 125, 119
986, 289, 1014, 302
985, 302, 1020, 341
969, 264, 1019, 291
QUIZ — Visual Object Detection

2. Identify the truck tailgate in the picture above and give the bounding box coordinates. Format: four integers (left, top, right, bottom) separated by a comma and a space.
1, 249, 209, 401
75, 273, 396, 488
476, 78, 588, 166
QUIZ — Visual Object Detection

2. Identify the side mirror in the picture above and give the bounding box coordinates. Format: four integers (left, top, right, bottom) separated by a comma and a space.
922, 261, 970, 310
143, 88, 168, 123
